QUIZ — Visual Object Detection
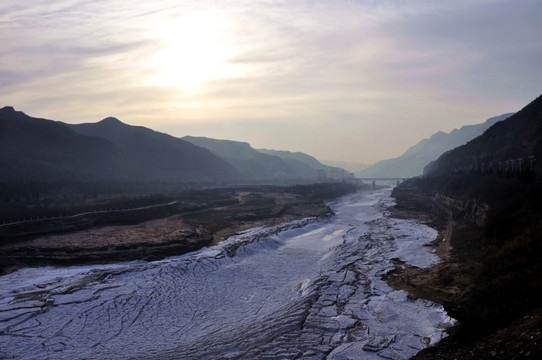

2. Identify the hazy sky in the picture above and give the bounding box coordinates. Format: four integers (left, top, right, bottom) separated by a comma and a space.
1, 0, 541, 164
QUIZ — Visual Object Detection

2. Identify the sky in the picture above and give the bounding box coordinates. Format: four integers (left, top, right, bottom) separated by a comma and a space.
1, 0, 541, 164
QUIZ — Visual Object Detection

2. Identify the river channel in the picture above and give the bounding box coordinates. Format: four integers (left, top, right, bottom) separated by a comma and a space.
0, 189, 454, 359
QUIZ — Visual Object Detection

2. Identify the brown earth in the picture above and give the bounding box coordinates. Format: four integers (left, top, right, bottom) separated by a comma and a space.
385, 184, 542, 359
0, 184, 357, 275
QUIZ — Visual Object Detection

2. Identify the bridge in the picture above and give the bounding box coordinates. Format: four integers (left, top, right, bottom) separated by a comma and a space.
344, 177, 409, 188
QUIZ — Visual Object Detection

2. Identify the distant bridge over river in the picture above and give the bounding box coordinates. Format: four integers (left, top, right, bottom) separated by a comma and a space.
344, 177, 410, 188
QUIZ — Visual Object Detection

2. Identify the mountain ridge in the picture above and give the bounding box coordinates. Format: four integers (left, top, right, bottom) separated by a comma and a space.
0, 107, 239, 183
69, 116, 240, 181
182, 136, 314, 180
1, 106, 349, 185
358, 113, 514, 178
425, 95, 542, 176
0, 106, 120, 181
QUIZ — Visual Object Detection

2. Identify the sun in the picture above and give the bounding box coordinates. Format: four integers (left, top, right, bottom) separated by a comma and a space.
146, 11, 240, 89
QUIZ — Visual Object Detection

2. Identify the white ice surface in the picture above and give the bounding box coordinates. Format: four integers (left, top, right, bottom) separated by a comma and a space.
0, 189, 454, 359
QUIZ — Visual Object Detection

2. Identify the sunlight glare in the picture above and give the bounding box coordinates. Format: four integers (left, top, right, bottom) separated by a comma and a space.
147, 12, 241, 89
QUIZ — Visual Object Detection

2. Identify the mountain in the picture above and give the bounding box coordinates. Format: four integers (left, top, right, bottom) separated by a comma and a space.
425, 95, 542, 176
392, 95, 542, 359
183, 136, 316, 180
257, 149, 352, 179
0, 107, 238, 183
69, 118, 238, 182
358, 113, 513, 178
0, 106, 119, 181
320, 160, 369, 174
1, 106, 353, 185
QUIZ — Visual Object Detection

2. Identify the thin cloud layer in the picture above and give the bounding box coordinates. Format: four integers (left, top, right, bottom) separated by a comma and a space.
1, 0, 540, 163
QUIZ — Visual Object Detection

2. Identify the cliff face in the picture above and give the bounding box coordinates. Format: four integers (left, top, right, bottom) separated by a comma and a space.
434, 193, 489, 227
392, 175, 542, 359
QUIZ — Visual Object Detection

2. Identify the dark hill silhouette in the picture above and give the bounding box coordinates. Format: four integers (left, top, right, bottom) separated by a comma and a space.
0, 106, 119, 181
359, 113, 513, 178
425, 95, 542, 176
0, 107, 239, 183
69, 118, 238, 181
1, 106, 350, 185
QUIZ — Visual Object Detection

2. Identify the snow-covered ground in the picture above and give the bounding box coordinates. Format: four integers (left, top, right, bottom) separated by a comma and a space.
0, 189, 454, 359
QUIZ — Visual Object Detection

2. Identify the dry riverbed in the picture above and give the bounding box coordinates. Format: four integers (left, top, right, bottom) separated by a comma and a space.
0, 186, 349, 274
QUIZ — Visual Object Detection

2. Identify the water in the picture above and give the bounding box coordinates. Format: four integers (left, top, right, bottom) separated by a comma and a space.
0, 189, 454, 359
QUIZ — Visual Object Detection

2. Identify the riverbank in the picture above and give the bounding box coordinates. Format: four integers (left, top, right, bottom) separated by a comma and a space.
0, 183, 360, 275
385, 178, 542, 359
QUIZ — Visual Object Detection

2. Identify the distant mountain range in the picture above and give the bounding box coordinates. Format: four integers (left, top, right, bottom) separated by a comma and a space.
182, 136, 350, 181
69, 117, 240, 182
0, 107, 239, 182
358, 113, 514, 178
256, 149, 350, 179
0, 106, 348, 185
425, 95, 542, 176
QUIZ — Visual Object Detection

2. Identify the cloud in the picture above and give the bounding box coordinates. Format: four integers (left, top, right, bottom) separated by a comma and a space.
0, 0, 540, 163
378, 0, 542, 99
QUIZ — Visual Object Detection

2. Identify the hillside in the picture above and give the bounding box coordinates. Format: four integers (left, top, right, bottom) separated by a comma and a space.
0, 107, 239, 184
69, 118, 238, 182
183, 136, 319, 180
359, 113, 513, 178
425, 95, 542, 176
257, 149, 352, 179
0, 106, 120, 181
390, 95, 542, 359
0, 106, 353, 186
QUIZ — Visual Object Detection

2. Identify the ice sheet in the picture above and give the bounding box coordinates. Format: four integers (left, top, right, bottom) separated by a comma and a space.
0, 189, 454, 359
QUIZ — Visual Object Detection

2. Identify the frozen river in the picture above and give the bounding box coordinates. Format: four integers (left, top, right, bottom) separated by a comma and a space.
0, 189, 454, 359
